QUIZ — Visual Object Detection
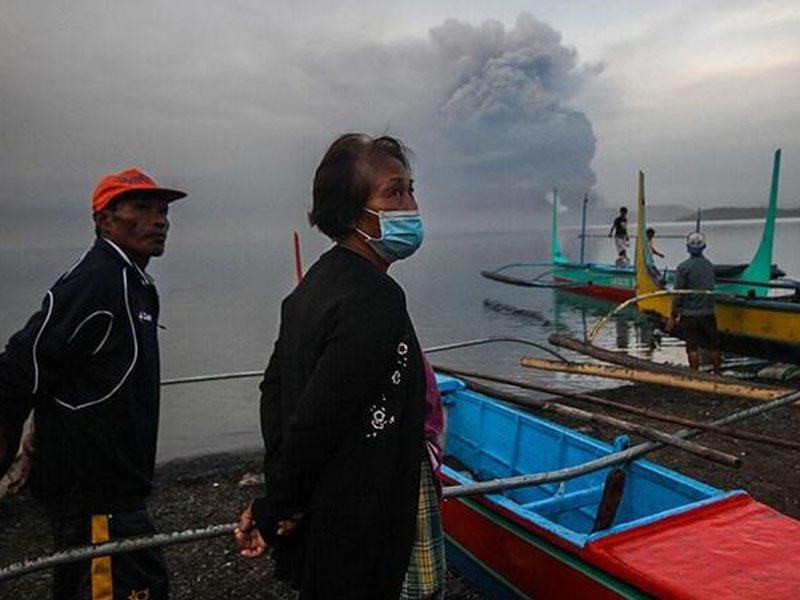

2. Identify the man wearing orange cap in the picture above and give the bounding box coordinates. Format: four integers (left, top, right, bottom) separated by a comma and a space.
0, 168, 186, 599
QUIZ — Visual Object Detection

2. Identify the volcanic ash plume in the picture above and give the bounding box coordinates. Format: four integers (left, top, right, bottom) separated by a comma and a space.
428, 14, 601, 212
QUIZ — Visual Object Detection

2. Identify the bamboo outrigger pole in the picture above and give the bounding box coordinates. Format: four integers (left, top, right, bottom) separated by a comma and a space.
549, 333, 791, 389
433, 365, 800, 451
4, 387, 800, 583
458, 377, 740, 467
520, 356, 786, 401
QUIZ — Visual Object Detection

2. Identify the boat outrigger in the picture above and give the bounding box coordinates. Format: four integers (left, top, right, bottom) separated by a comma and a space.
634, 168, 800, 363
482, 150, 787, 302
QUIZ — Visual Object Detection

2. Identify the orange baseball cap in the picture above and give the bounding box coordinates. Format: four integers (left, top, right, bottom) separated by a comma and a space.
92, 168, 187, 213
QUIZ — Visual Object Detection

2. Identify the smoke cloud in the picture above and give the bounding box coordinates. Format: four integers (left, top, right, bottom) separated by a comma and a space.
1, 6, 601, 243
429, 15, 601, 216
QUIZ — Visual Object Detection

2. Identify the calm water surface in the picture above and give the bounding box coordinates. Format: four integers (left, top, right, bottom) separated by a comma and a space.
2, 219, 798, 460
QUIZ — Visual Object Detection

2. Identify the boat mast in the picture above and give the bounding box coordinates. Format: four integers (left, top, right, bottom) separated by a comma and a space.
735, 149, 781, 297
635, 170, 672, 317
580, 193, 588, 265
551, 188, 568, 265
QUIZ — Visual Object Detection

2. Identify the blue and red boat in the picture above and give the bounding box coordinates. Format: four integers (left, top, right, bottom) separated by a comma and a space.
438, 374, 800, 599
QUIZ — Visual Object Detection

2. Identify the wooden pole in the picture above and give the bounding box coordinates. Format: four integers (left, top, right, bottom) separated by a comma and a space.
460, 377, 741, 468
293, 231, 304, 284
433, 365, 800, 450
520, 356, 786, 401
7, 388, 800, 582
448, 386, 800, 499
549, 333, 791, 390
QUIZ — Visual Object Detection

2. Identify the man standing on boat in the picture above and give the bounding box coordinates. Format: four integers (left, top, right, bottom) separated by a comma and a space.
666, 232, 722, 374
608, 206, 630, 263
0, 168, 186, 599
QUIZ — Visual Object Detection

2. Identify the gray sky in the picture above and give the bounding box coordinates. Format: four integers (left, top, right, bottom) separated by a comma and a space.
2, 0, 799, 245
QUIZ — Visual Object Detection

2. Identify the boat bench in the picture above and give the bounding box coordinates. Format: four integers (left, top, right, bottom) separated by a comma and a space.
519, 484, 604, 517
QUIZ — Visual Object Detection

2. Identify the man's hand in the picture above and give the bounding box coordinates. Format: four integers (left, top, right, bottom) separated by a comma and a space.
6, 431, 34, 494
235, 504, 268, 558
277, 513, 303, 536
21, 431, 34, 457
0, 423, 17, 479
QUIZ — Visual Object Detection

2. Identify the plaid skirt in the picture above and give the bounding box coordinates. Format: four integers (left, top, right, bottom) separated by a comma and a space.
400, 459, 446, 599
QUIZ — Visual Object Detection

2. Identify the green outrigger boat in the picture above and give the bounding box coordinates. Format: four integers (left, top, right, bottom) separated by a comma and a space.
482, 150, 787, 302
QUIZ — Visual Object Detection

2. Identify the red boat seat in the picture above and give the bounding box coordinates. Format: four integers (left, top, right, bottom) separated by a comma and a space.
587, 494, 800, 599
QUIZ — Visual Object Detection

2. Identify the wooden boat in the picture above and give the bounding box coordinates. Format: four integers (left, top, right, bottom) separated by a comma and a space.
438, 373, 800, 599
481, 190, 641, 301
634, 168, 800, 363
482, 151, 786, 302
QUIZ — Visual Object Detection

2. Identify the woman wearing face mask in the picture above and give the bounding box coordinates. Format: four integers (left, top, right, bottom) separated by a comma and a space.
236, 134, 445, 599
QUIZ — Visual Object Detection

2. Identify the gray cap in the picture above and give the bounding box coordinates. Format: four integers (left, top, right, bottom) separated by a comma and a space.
686, 231, 706, 248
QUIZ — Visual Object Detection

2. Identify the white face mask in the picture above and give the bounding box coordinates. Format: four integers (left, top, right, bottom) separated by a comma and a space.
356, 209, 425, 263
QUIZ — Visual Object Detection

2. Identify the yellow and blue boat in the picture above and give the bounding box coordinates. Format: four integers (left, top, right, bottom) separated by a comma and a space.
634, 165, 800, 363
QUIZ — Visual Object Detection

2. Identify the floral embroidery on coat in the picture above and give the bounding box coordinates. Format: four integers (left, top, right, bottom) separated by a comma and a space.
365, 338, 411, 439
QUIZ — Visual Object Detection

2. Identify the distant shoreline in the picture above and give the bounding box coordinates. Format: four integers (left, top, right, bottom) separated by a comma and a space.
676, 207, 800, 221
575, 216, 800, 232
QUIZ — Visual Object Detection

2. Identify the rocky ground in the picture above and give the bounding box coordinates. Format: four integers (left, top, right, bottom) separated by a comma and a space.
1, 381, 798, 598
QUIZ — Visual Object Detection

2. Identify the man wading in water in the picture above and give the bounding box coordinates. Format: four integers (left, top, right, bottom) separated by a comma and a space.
666, 231, 722, 374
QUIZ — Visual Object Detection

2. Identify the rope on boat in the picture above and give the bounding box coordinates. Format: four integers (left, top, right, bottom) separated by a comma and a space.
587, 289, 732, 342
161, 371, 263, 386
422, 336, 570, 362
3, 385, 799, 582
159, 337, 570, 386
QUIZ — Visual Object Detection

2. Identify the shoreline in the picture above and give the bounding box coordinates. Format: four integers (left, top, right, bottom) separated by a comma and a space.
2, 380, 798, 598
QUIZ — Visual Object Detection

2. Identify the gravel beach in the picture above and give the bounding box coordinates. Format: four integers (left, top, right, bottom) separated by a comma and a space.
1, 381, 798, 599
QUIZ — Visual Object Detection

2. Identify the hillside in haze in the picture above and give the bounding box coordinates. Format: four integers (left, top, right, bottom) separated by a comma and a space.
677, 206, 800, 221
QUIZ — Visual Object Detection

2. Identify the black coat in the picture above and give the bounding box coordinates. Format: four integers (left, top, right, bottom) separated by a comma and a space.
252, 246, 426, 599
0, 238, 161, 516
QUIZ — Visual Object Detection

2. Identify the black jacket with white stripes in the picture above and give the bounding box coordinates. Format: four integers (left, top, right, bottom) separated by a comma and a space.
0, 237, 161, 516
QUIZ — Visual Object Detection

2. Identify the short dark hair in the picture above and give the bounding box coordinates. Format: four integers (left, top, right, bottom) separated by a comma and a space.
309, 133, 412, 240
93, 197, 122, 238
620, 207, 628, 214
646, 227, 655, 236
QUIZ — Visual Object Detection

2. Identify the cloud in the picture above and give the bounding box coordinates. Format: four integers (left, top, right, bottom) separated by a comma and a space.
578, 1, 800, 210
280, 13, 602, 221
431, 15, 601, 213
0, 5, 601, 244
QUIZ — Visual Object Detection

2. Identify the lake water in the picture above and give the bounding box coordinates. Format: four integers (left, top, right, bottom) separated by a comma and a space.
2, 218, 798, 461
